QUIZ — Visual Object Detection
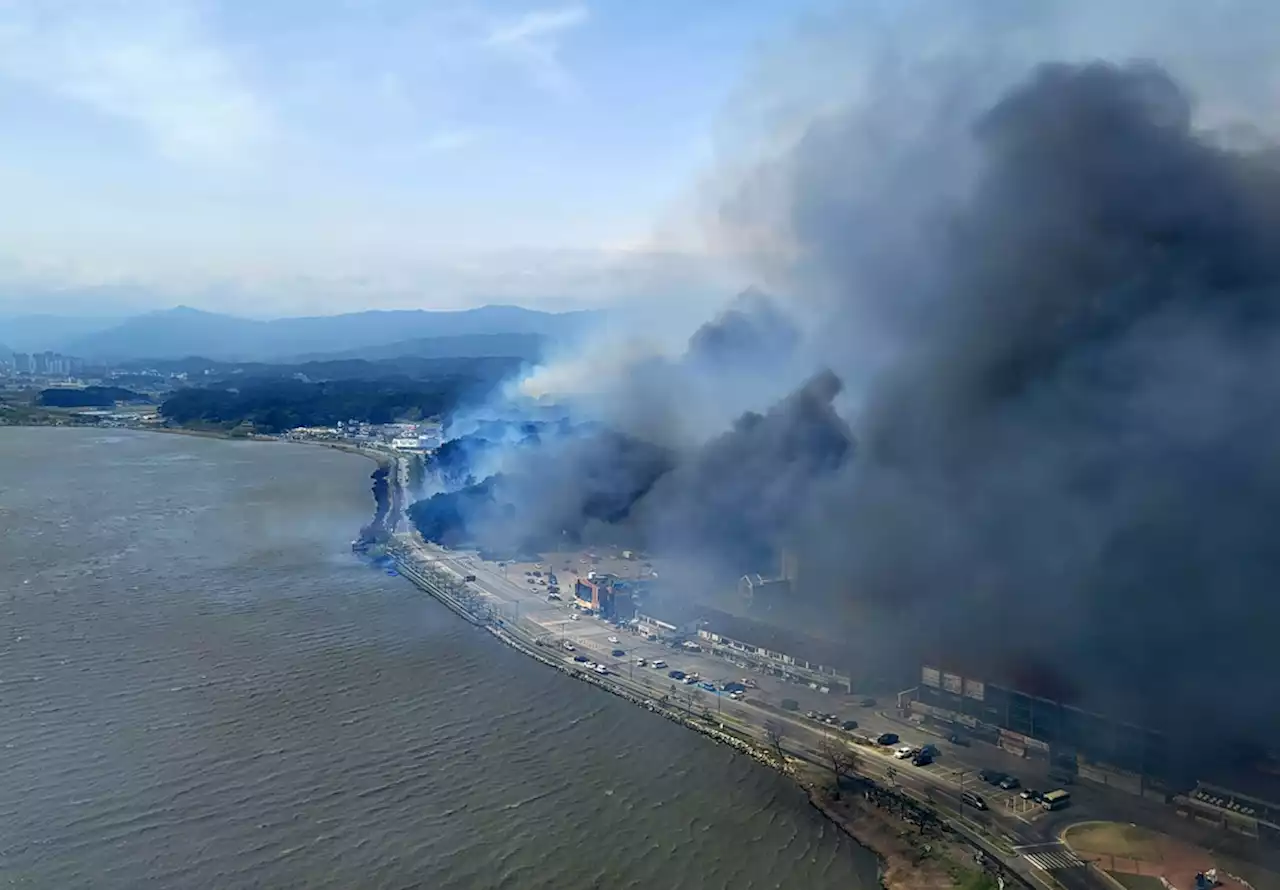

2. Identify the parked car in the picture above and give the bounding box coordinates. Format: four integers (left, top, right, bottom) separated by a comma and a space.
920, 743, 940, 758
894, 746, 917, 760
573, 655, 589, 663
979, 769, 1006, 785
912, 751, 934, 766
999, 776, 1021, 791
860, 697, 877, 707
611, 649, 625, 657
842, 719, 860, 731
668, 670, 685, 680
948, 733, 971, 747
1020, 789, 1043, 802
876, 733, 900, 746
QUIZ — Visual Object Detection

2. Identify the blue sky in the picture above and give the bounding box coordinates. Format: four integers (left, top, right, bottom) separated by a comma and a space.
0, 0, 820, 315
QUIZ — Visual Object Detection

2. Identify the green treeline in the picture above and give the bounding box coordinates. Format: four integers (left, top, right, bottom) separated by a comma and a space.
159, 372, 506, 434
37, 386, 150, 408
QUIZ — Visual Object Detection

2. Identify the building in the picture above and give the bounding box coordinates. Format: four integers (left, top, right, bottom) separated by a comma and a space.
912, 662, 1169, 786
574, 574, 635, 621
636, 593, 852, 692
390, 437, 421, 451
738, 573, 790, 602
12, 353, 31, 374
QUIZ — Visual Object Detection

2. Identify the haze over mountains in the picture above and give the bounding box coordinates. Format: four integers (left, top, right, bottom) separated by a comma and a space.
1, 305, 598, 363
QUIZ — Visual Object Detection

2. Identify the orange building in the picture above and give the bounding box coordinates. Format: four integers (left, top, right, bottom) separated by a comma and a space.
574, 575, 634, 621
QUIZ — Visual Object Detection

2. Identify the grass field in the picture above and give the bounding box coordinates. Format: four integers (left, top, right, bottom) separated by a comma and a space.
1063, 822, 1167, 860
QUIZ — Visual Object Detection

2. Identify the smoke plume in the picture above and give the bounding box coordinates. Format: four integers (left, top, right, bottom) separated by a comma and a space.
412, 0, 1280, 768
730, 1, 1280, 765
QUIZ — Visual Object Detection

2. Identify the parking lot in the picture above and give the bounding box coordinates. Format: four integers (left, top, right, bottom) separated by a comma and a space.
419, 539, 1058, 826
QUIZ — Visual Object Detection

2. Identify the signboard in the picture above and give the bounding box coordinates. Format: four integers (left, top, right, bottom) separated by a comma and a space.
922, 666, 941, 688
942, 672, 963, 694
963, 679, 986, 701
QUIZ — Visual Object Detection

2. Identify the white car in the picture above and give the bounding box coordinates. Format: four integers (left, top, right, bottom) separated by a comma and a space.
894, 746, 917, 760
570, 614, 579, 621
607, 635, 619, 644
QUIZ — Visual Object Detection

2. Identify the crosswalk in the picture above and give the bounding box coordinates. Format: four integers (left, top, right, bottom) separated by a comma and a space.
1016, 844, 1087, 871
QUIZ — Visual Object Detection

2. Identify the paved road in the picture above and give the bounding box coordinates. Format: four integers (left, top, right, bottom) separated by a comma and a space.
397, 536, 1192, 890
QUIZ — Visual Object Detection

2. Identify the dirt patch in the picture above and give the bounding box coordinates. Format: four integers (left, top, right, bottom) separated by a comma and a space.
1109, 874, 1169, 890
1066, 823, 1167, 860
804, 766, 1001, 890
1064, 822, 1256, 890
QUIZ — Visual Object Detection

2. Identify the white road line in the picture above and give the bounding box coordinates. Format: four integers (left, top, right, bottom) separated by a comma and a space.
1021, 849, 1086, 871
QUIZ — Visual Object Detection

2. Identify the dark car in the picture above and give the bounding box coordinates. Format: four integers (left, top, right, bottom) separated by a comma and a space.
668, 670, 686, 680
999, 776, 1021, 791
979, 769, 1006, 785
722, 682, 746, 693
876, 733, 899, 746
464, 574, 477, 582
842, 719, 860, 731
920, 743, 940, 758
860, 697, 877, 707
948, 733, 971, 747
962, 791, 988, 810
573, 655, 589, 663
912, 751, 934, 766
611, 649, 625, 657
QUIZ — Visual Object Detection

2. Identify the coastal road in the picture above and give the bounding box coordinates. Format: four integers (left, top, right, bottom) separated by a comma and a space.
399, 536, 1120, 890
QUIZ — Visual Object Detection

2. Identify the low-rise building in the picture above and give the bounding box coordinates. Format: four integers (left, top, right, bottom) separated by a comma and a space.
635, 593, 852, 692
573, 574, 635, 621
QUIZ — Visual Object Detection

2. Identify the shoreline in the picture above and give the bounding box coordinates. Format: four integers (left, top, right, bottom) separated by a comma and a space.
387, 540, 1012, 890
4, 422, 1007, 889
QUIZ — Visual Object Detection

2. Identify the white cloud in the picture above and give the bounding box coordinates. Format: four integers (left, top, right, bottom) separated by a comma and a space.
0, 0, 272, 165
482, 4, 588, 96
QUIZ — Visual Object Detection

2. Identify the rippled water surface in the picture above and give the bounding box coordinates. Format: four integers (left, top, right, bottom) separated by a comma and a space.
0, 428, 876, 889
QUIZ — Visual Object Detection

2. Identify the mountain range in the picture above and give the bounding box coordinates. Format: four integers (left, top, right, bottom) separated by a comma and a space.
1, 305, 598, 362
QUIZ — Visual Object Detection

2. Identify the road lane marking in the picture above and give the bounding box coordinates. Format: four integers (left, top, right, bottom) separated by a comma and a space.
1022, 851, 1085, 870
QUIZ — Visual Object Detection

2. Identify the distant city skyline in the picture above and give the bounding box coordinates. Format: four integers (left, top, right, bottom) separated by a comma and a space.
0, 0, 820, 317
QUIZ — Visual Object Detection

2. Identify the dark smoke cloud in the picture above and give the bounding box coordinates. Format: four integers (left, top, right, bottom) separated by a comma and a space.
410, 0, 1280, 769
412, 293, 849, 571
772, 57, 1280, 762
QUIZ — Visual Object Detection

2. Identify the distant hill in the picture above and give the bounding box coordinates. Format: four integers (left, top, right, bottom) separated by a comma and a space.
291, 332, 547, 363
56, 305, 598, 362
0, 314, 125, 353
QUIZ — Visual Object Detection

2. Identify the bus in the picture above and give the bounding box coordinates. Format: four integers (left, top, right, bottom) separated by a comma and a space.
1041, 789, 1071, 811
